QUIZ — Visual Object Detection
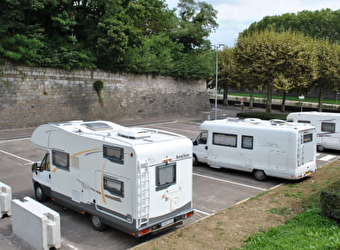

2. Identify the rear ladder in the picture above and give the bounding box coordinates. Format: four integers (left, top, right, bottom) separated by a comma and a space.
137, 162, 150, 227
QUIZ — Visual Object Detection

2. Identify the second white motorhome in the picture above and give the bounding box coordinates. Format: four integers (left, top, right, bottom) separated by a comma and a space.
287, 111, 340, 151
30, 120, 193, 237
193, 118, 316, 181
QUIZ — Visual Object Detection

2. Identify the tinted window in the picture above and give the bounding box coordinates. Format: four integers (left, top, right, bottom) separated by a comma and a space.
156, 163, 176, 191
103, 177, 124, 197
103, 145, 124, 164
213, 133, 237, 147
321, 122, 335, 133
52, 150, 69, 170
242, 135, 253, 149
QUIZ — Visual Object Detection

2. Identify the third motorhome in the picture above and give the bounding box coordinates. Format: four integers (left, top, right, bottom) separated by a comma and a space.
287, 111, 340, 151
193, 118, 316, 181
30, 120, 193, 237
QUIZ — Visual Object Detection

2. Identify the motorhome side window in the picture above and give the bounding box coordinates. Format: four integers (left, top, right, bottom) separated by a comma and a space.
103, 145, 124, 164
156, 163, 176, 191
321, 122, 335, 133
242, 135, 254, 149
52, 150, 69, 171
213, 133, 237, 147
103, 176, 124, 198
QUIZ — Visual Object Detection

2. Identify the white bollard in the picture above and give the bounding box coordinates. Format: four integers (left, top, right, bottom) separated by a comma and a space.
0, 181, 12, 218
12, 197, 61, 250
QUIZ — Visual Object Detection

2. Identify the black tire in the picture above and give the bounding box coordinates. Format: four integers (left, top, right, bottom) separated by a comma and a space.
90, 215, 108, 231
193, 154, 199, 166
253, 170, 267, 181
317, 145, 325, 152
34, 183, 48, 202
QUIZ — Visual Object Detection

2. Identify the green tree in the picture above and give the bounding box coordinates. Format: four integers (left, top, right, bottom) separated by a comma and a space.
234, 30, 317, 113
312, 40, 340, 111
242, 9, 340, 43
218, 47, 238, 106
0, 0, 218, 79
174, 0, 218, 52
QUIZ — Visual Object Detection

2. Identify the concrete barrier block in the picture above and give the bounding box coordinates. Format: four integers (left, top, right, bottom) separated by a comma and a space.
12, 197, 61, 250
0, 181, 12, 218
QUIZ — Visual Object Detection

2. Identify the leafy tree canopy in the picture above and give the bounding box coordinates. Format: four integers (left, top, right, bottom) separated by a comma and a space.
241, 8, 340, 43
0, 0, 218, 79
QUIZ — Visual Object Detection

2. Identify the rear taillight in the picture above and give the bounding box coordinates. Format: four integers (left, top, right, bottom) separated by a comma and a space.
139, 228, 150, 236
185, 211, 194, 218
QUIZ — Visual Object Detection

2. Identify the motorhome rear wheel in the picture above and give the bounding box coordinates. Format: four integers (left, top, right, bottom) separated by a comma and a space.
252, 170, 267, 181
90, 215, 108, 231
317, 145, 325, 152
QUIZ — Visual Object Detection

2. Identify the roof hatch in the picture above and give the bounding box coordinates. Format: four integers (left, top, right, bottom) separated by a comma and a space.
118, 128, 151, 139
82, 122, 113, 131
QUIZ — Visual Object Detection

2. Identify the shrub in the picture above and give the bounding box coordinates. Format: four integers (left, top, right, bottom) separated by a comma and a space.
320, 180, 340, 221
93, 80, 104, 105
237, 112, 287, 120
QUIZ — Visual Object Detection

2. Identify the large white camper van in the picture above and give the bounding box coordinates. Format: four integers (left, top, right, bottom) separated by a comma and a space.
30, 120, 193, 237
287, 112, 340, 151
193, 118, 316, 181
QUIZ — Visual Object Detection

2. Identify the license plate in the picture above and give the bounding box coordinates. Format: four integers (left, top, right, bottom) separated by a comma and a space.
161, 218, 174, 227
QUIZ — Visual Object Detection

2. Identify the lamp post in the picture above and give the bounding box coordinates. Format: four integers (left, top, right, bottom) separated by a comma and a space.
213, 44, 225, 120
299, 94, 305, 112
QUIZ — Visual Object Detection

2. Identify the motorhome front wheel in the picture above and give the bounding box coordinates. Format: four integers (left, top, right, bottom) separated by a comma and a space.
34, 183, 48, 202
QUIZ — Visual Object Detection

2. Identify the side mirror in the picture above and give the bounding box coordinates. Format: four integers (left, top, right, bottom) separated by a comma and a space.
31, 163, 42, 172
32, 162, 38, 172
193, 140, 198, 146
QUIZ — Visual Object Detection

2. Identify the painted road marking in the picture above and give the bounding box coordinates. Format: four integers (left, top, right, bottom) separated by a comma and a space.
193, 173, 267, 191
318, 155, 337, 162
0, 149, 34, 164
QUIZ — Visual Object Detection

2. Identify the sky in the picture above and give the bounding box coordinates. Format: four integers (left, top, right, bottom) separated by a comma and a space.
165, 0, 340, 47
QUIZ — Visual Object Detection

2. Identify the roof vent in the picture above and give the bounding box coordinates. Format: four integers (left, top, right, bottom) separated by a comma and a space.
270, 119, 286, 126
244, 118, 261, 124
118, 128, 151, 139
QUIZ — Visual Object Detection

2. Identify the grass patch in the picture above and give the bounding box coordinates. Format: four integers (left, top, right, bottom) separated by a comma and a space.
229, 93, 338, 105
242, 208, 340, 250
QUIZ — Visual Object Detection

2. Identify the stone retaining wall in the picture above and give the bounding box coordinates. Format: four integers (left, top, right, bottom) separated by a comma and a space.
0, 63, 210, 129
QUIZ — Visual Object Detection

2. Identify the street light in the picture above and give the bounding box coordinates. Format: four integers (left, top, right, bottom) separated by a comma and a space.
299, 94, 305, 112
213, 43, 225, 120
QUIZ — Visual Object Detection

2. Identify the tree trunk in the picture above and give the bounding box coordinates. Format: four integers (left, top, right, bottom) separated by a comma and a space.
223, 86, 229, 106
281, 91, 286, 112
249, 89, 254, 109
318, 87, 324, 112
266, 84, 272, 113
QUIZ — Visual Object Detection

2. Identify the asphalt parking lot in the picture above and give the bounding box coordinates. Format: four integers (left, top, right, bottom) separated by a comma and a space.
0, 106, 339, 250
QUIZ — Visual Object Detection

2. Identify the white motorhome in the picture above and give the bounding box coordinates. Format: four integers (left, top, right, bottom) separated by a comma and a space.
287, 111, 340, 151
193, 118, 316, 181
30, 120, 193, 237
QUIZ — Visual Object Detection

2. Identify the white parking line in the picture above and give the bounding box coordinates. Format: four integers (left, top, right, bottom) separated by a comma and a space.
193, 173, 267, 191
0, 149, 34, 163
318, 155, 337, 162
194, 209, 212, 216
146, 125, 199, 135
